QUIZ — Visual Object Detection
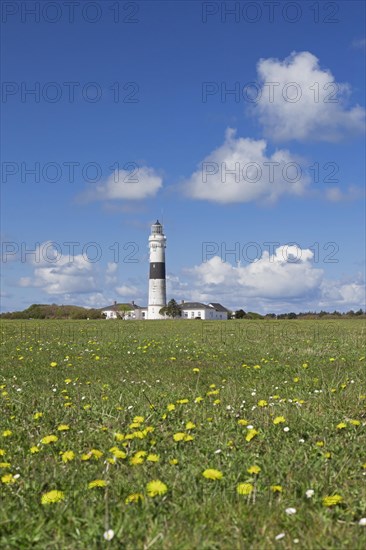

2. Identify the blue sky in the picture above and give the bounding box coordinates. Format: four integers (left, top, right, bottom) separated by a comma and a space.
1, 0, 365, 313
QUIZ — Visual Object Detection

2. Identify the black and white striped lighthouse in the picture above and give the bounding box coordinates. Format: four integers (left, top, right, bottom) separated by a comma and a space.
147, 220, 167, 319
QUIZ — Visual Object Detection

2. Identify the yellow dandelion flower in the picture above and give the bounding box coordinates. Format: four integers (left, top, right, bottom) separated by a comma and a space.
114, 432, 125, 441
169, 458, 178, 465
147, 454, 159, 462
186, 422, 196, 430
202, 469, 223, 480
109, 447, 126, 459
246, 429, 259, 442
88, 479, 107, 489
362, 463, 366, 470
61, 450, 75, 463
81, 453, 92, 461
247, 465, 261, 475
129, 422, 141, 429
192, 368, 200, 373
50, 362, 57, 367
30, 446, 39, 454
133, 416, 144, 423
64, 378, 72, 384
125, 493, 144, 504
270, 485, 283, 493
336, 422, 347, 430
81, 449, 103, 461
91, 449, 103, 459
1, 473, 15, 484
273, 416, 286, 425
132, 431, 145, 439
238, 419, 248, 426
237, 483, 254, 495
57, 424, 70, 431
129, 455, 144, 466
257, 400, 268, 407
173, 432, 186, 442
315, 441, 325, 447
184, 434, 194, 442
41, 490, 64, 504
135, 451, 147, 459
349, 419, 361, 426
146, 479, 168, 497
194, 397, 204, 403
322, 494, 342, 507
213, 399, 221, 405
33, 412, 43, 420
2, 430, 12, 437
0, 462, 11, 469
167, 403, 176, 412
176, 398, 189, 404
0, 450, 5, 456
41, 435, 58, 445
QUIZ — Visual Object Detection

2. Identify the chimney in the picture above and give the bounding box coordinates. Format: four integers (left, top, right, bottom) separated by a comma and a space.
132, 300, 135, 306
181, 300, 184, 304
114, 300, 117, 306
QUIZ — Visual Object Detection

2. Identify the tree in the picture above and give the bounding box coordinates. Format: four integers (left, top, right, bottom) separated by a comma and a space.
159, 299, 182, 318
117, 304, 133, 319
235, 309, 246, 319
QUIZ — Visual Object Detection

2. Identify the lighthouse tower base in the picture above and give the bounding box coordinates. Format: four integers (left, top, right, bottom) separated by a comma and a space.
147, 278, 166, 319
147, 306, 166, 320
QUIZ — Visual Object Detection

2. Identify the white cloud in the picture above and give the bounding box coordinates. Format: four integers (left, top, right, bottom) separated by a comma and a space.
320, 278, 366, 307
81, 166, 162, 201
167, 246, 365, 313
18, 242, 100, 295
189, 246, 323, 300
325, 185, 365, 202
254, 51, 365, 142
116, 284, 140, 298
184, 128, 309, 204
105, 262, 118, 285
15, 242, 147, 305
352, 38, 366, 50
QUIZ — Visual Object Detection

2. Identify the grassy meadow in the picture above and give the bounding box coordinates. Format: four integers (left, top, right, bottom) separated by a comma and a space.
0, 318, 365, 549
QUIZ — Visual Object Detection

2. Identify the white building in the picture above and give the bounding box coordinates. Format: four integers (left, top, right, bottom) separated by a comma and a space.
101, 301, 145, 320
180, 302, 230, 320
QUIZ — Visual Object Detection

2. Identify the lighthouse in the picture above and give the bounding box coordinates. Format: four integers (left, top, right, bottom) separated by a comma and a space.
147, 220, 167, 319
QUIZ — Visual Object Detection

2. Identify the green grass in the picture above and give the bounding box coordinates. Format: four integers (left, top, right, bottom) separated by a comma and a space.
0, 319, 365, 549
